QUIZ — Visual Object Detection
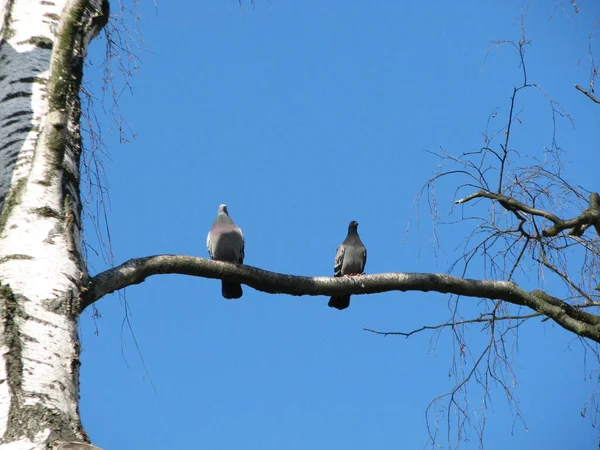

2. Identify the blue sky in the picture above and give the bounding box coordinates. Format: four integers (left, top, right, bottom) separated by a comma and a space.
78, 1, 600, 449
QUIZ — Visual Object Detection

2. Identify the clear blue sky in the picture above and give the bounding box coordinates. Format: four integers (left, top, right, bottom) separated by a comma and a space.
78, 1, 600, 449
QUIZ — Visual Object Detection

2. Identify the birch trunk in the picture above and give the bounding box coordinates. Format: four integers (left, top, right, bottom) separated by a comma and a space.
0, 0, 108, 448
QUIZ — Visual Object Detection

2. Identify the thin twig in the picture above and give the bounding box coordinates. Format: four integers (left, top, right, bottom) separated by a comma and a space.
363, 313, 541, 337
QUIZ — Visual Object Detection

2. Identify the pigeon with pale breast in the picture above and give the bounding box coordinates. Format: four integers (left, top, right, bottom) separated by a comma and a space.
207, 204, 245, 299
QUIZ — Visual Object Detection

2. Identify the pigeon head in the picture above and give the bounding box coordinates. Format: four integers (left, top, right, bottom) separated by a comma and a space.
218, 204, 229, 215
348, 220, 359, 231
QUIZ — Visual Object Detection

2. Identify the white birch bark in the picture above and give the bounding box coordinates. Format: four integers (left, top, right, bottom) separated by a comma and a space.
0, 0, 107, 448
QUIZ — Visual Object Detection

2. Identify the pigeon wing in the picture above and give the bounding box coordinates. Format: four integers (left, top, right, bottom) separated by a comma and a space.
333, 244, 345, 277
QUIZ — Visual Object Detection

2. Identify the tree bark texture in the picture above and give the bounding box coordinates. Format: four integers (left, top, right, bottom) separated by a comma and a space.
0, 0, 108, 448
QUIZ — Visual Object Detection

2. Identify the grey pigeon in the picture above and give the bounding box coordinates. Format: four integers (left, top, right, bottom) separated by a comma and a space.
207, 204, 245, 299
328, 220, 367, 310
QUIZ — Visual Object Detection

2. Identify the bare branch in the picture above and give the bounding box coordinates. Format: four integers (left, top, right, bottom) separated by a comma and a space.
82, 255, 600, 342
575, 84, 600, 103
456, 190, 600, 237
456, 190, 562, 223
363, 312, 541, 337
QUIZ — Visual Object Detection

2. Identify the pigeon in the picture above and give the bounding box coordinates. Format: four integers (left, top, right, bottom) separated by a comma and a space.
328, 220, 367, 310
207, 204, 245, 299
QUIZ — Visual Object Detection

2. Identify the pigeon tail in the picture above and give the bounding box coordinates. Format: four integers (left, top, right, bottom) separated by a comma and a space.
328, 294, 351, 310
222, 281, 243, 299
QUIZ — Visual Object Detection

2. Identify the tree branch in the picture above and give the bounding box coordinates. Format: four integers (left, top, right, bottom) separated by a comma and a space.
456, 190, 600, 237
81, 255, 600, 342
575, 84, 600, 104
363, 312, 542, 337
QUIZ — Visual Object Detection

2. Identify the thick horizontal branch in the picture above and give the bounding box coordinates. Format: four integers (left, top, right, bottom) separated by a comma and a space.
81, 255, 600, 343
456, 190, 600, 237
